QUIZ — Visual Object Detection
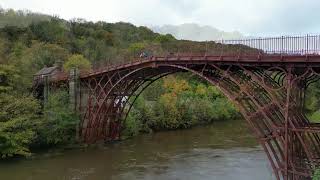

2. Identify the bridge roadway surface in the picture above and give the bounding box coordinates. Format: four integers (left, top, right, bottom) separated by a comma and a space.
53, 54, 320, 81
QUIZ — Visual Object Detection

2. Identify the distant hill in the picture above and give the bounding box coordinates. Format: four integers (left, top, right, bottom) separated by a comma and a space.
151, 23, 244, 41
0, 8, 52, 28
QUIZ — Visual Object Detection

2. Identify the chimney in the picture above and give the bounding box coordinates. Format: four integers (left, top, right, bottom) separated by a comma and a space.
54, 59, 63, 72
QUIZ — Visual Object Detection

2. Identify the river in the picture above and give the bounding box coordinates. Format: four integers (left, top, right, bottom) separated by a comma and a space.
0, 120, 274, 180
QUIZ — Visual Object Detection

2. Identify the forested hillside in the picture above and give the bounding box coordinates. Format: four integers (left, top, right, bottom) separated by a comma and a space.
0, 8, 51, 28
0, 9, 319, 159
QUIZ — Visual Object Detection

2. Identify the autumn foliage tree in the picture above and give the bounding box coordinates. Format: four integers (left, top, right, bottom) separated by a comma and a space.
63, 54, 92, 72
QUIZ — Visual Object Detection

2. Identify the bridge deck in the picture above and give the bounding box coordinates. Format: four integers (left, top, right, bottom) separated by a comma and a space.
80, 54, 320, 78
49, 54, 320, 82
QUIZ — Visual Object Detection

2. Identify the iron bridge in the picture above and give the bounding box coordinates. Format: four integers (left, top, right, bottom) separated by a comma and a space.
34, 35, 320, 180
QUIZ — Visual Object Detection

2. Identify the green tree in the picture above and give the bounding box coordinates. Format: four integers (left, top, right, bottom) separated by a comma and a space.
21, 42, 69, 69
6, 42, 69, 91
0, 9, 51, 28
155, 34, 176, 44
155, 93, 182, 129
63, 54, 91, 72
128, 42, 145, 56
0, 62, 41, 158
39, 90, 80, 145
305, 82, 320, 122
123, 96, 154, 137
30, 18, 66, 44
0, 94, 41, 158
313, 168, 320, 180
0, 64, 19, 93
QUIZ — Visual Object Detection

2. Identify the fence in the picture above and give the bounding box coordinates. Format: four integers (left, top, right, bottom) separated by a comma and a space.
219, 35, 320, 55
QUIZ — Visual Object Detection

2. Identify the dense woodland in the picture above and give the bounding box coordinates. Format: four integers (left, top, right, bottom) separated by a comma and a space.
0, 9, 319, 159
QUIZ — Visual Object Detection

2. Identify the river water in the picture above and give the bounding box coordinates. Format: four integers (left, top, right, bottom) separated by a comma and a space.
0, 120, 274, 180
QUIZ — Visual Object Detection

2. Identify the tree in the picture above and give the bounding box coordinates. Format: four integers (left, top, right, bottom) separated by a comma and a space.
63, 54, 92, 72
30, 18, 66, 44
38, 90, 79, 145
22, 42, 69, 69
155, 34, 176, 44
0, 62, 41, 158
0, 94, 41, 158
128, 42, 145, 56
0, 64, 19, 93
123, 96, 154, 137
163, 76, 190, 94
6, 42, 69, 91
156, 93, 181, 129
0, 9, 51, 28
313, 169, 320, 180
305, 82, 320, 122
0, 38, 10, 63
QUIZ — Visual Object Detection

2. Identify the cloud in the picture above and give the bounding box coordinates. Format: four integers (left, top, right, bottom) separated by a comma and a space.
1, 0, 319, 36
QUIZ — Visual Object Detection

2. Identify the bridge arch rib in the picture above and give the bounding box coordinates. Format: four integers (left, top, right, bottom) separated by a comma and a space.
80, 61, 320, 179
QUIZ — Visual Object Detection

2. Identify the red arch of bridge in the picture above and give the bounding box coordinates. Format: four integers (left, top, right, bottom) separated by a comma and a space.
76, 57, 320, 180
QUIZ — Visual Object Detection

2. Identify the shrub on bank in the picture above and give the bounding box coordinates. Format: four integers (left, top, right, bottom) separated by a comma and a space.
37, 90, 80, 146
313, 168, 320, 180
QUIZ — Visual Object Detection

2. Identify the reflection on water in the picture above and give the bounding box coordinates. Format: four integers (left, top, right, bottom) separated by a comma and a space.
0, 120, 274, 180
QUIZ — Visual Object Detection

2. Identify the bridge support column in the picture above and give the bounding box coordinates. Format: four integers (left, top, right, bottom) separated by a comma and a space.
69, 68, 81, 141
69, 68, 80, 111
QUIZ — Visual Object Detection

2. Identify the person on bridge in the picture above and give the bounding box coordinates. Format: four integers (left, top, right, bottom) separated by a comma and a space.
139, 51, 148, 58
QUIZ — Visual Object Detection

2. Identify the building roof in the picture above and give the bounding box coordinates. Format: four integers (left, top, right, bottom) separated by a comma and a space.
35, 66, 59, 76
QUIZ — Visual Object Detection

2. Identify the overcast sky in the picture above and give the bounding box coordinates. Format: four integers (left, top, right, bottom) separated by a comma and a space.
1, 0, 319, 36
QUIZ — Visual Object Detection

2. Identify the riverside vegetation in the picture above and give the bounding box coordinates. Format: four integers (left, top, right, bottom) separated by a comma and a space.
0, 8, 238, 158
0, 8, 320, 171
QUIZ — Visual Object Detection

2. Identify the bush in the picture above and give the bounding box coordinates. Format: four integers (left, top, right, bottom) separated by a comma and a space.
38, 90, 80, 145
0, 94, 41, 158
313, 168, 320, 180
122, 109, 143, 138
63, 54, 91, 72
309, 111, 320, 123
128, 42, 145, 55
122, 96, 154, 137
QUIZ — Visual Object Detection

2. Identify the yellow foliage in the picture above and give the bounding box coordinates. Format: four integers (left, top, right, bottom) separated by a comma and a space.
195, 84, 207, 96
163, 76, 190, 94
159, 93, 181, 128
63, 54, 92, 72
160, 93, 177, 109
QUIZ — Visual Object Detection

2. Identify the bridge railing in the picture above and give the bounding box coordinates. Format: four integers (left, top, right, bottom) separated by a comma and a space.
218, 34, 320, 55
89, 35, 320, 72
123, 35, 320, 59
